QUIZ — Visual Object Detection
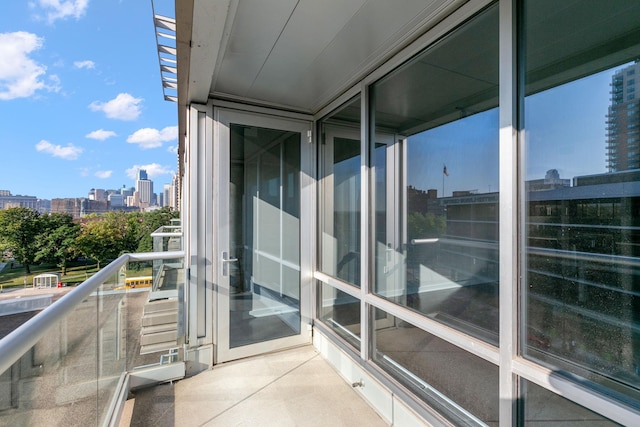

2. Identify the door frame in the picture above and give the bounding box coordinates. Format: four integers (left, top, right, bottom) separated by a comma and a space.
213, 107, 314, 363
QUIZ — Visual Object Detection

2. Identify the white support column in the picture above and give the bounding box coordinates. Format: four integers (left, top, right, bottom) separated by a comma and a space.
186, 103, 214, 354
499, 0, 519, 425
360, 83, 371, 362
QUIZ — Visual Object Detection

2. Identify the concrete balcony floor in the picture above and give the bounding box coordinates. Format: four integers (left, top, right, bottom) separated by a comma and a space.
120, 345, 389, 427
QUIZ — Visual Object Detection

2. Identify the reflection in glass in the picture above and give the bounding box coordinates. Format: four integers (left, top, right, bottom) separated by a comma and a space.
318, 283, 360, 350
229, 124, 301, 348
523, 0, 640, 402
522, 380, 619, 425
320, 96, 361, 286
373, 308, 499, 425
371, 5, 499, 344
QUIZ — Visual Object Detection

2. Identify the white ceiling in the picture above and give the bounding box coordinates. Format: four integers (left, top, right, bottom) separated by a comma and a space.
182, 0, 640, 116
186, 0, 464, 113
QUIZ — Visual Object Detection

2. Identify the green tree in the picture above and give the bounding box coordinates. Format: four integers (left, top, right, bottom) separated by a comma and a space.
135, 207, 179, 253
75, 211, 140, 268
0, 207, 42, 274
35, 212, 80, 275
407, 212, 446, 240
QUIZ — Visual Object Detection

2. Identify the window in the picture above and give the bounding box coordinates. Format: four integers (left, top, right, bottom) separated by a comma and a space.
373, 309, 499, 425
364, 4, 500, 423
523, 0, 640, 406
318, 96, 362, 350
371, 4, 499, 344
522, 380, 620, 425
319, 97, 361, 287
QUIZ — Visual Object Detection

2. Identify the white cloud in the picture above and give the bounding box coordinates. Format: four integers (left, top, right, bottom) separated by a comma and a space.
95, 170, 112, 179
125, 163, 173, 180
127, 126, 178, 149
35, 0, 89, 24
74, 60, 95, 69
35, 139, 83, 160
0, 31, 60, 100
86, 129, 116, 140
167, 145, 178, 155
89, 93, 143, 121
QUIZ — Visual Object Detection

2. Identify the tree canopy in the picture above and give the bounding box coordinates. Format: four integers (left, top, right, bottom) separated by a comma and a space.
0, 207, 179, 273
0, 207, 42, 274
35, 212, 80, 275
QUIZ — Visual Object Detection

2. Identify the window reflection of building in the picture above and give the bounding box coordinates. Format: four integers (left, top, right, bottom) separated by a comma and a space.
608, 62, 640, 172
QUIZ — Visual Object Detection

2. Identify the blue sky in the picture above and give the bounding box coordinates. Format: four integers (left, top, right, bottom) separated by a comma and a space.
406, 66, 618, 197
0, 1, 177, 200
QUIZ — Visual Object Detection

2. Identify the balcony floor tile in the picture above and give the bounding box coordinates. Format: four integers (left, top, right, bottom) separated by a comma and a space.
125, 345, 388, 426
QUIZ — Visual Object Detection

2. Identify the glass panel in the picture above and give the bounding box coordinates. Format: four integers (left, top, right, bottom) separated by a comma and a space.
320, 96, 361, 286
229, 124, 301, 348
371, 4, 500, 344
523, 0, 640, 403
318, 283, 361, 349
0, 257, 183, 425
373, 308, 499, 425
151, 225, 183, 296
522, 380, 620, 426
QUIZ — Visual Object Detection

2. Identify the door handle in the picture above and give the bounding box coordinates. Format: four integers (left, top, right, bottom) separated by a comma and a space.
221, 251, 238, 276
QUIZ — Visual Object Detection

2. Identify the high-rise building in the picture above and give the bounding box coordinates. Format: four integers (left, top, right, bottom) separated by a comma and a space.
135, 169, 153, 207
108, 193, 124, 207
171, 173, 179, 209
88, 188, 107, 201
606, 61, 640, 172
162, 183, 172, 208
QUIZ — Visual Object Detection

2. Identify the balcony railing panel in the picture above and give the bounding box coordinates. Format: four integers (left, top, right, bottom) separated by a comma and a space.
0, 251, 184, 426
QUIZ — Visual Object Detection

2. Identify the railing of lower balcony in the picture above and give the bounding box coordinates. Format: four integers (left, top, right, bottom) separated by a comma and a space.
0, 250, 185, 427
150, 225, 182, 300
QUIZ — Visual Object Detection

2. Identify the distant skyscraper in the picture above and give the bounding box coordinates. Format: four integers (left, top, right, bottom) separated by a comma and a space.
606, 62, 640, 172
171, 173, 179, 209
135, 169, 153, 207
163, 183, 172, 207
88, 188, 107, 201
120, 185, 134, 199
108, 193, 124, 207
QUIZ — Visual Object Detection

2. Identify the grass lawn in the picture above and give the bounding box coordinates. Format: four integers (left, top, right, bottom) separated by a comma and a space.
0, 260, 152, 290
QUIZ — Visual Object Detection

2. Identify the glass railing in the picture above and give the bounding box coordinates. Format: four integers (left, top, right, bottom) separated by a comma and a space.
150, 225, 183, 299
0, 250, 185, 426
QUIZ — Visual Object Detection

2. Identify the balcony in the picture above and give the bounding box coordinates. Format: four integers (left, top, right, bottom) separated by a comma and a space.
0, 226, 385, 426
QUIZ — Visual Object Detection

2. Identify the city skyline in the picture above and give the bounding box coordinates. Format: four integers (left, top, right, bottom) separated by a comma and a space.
1, 168, 172, 200
0, 1, 177, 200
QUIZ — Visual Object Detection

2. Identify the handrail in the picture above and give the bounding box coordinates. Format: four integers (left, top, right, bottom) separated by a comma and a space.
0, 250, 185, 376
150, 231, 182, 237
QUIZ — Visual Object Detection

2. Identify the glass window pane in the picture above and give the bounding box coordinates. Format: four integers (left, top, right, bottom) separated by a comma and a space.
229, 125, 301, 348
373, 308, 499, 425
371, 5, 499, 344
523, 0, 640, 403
522, 380, 620, 426
320, 97, 361, 286
318, 283, 361, 350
